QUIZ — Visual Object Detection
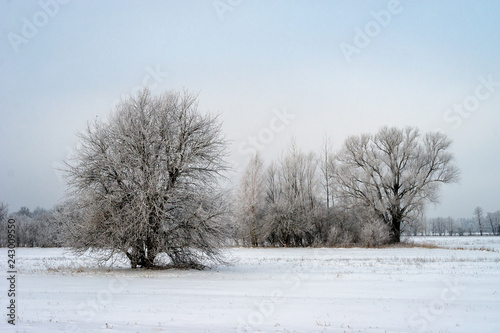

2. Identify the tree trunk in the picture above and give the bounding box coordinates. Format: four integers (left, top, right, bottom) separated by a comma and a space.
389, 218, 401, 243
137, 246, 156, 269
126, 246, 157, 269
138, 254, 156, 268
250, 205, 258, 247
126, 252, 138, 269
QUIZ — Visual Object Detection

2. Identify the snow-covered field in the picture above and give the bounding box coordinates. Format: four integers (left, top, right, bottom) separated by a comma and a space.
406, 235, 500, 252
1, 237, 499, 333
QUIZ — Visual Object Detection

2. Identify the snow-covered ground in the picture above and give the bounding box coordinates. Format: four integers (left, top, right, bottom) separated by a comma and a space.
406, 235, 500, 252
1, 237, 499, 332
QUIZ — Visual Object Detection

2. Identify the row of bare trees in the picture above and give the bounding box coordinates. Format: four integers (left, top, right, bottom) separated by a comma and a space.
1, 90, 463, 268
233, 147, 392, 247
406, 208, 500, 236
0, 204, 61, 248
233, 126, 460, 247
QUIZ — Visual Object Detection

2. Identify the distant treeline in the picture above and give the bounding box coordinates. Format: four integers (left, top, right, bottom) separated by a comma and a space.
405, 209, 500, 237
1, 202, 498, 249
0, 203, 61, 248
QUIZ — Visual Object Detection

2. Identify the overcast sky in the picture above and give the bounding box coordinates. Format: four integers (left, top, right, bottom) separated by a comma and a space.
1, 0, 499, 218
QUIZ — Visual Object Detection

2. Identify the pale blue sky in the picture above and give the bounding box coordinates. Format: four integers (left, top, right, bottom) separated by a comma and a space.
1, 0, 499, 218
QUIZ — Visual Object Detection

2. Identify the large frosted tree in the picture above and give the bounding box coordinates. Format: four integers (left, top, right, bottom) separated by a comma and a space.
334, 126, 459, 243
63, 89, 229, 269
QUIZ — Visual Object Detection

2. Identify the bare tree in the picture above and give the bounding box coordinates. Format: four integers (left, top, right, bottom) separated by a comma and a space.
0, 202, 8, 220
17, 206, 32, 217
62, 89, 229, 269
235, 153, 266, 246
0, 202, 8, 247
0, 203, 61, 248
334, 127, 459, 243
432, 217, 446, 236
265, 161, 281, 207
446, 216, 454, 236
474, 206, 484, 236
53, 200, 84, 246
320, 135, 336, 211
466, 218, 474, 235
262, 142, 320, 246
31, 207, 60, 247
486, 211, 500, 235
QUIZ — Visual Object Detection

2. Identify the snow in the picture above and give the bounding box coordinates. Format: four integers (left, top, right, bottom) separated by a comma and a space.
406, 235, 500, 252
1, 237, 499, 332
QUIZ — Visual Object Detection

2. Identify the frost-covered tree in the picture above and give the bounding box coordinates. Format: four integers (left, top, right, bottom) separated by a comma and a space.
63, 89, 229, 269
32, 207, 60, 247
0, 204, 60, 248
235, 153, 266, 246
320, 136, 336, 211
0, 202, 7, 220
334, 127, 459, 243
262, 142, 320, 246
0, 202, 8, 247
431, 217, 446, 236
474, 206, 484, 236
446, 217, 455, 236
486, 211, 500, 235
17, 206, 32, 217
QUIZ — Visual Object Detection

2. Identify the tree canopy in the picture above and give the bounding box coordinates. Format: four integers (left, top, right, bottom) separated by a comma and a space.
63, 89, 229, 269
334, 126, 460, 242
